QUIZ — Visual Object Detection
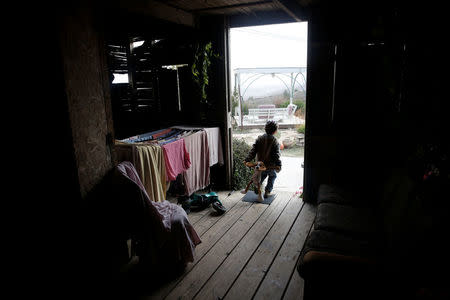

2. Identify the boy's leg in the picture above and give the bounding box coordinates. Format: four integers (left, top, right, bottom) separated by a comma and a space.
259, 170, 268, 185
264, 170, 277, 196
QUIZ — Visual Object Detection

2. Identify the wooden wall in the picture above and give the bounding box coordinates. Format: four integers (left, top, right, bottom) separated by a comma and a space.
103, 13, 200, 139
102, 12, 231, 188
59, 1, 115, 197
302, 2, 449, 203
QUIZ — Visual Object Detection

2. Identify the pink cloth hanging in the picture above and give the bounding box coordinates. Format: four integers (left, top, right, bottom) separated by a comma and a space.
162, 138, 191, 181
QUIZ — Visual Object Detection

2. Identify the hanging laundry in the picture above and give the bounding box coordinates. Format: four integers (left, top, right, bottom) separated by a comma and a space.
203, 127, 224, 166
134, 144, 167, 202
162, 138, 191, 181
115, 141, 167, 202
116, 126, 222, 198
182, 130, 210, 196
120, 128, 174, 143
151, 128, 173, 139
171, 126, 223, 167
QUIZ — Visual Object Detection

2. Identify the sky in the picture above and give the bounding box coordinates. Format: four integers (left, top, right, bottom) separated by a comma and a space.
230, 22, 308, 99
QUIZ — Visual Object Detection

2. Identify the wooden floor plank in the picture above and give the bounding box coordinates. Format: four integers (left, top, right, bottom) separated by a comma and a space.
164, 200, 270, 299
146, 191, 251, 299
187, 191, 230, 225
223, 196, 304, 300
145, 192, 316, 300
282, 262, 305, 300
282, 223, 315, 300
253, 203, 316, 300
193, 191, 244, 236
194, 192, 293, 300
193, 197, 252, 260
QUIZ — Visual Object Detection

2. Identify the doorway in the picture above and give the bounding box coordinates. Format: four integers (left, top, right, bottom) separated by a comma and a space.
229, 22, 308, 195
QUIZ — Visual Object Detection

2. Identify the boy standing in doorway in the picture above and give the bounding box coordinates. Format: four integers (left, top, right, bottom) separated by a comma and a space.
244, 120, 282, 199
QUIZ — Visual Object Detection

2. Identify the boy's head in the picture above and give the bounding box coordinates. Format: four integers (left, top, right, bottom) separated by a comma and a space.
265, 120, 278, 135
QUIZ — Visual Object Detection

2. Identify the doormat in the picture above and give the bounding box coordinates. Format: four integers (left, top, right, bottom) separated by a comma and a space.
242, 191, 276, 205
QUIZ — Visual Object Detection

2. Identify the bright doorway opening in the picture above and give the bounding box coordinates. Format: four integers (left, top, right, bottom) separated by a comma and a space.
230, 22, 308, 195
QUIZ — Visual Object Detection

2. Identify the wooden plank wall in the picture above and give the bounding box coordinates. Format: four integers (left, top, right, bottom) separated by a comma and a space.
59, 1, 115, 197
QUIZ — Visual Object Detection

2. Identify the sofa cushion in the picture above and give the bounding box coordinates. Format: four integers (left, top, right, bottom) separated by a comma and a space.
303, 229, 378, 258
314, 203, 379, 236
298, 229, 380, 280
317, 184, 353, 205
317, 183, 378, 208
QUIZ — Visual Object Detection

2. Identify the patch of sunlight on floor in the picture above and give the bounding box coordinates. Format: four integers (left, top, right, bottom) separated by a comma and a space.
268, 156, 303, 193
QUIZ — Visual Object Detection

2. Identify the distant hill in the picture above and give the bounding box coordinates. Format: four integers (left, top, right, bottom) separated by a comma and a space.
245, 90, 305, 108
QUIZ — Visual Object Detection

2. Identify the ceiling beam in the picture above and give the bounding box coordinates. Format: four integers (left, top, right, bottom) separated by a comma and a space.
119, 0, 195, 27
273, 0, 305, 22
189, 1, 273, 13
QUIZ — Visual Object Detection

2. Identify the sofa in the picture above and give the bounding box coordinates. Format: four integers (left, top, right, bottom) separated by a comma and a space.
296, 157, 450, 300
297, 183, 385, 299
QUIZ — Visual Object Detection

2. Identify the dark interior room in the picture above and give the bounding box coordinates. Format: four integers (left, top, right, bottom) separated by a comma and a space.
22, 0, 449, 299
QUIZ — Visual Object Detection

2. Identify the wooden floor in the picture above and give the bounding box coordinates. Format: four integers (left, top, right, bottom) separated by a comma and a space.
145, 190, 316, 300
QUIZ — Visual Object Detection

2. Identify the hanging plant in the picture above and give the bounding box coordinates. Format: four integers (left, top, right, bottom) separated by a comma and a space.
191, 41, 218, 104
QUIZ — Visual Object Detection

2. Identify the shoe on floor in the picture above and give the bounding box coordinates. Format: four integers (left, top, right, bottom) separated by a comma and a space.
257, 193, 264, 202
264, 191, 273, 198
212, 201, 226, 214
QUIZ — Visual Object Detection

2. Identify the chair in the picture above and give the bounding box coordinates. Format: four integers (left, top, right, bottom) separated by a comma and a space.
111, 161, 201, 269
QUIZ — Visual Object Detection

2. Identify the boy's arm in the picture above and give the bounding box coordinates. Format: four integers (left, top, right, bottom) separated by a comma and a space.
272, 140, 282, 172
245, 138, 258, 162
